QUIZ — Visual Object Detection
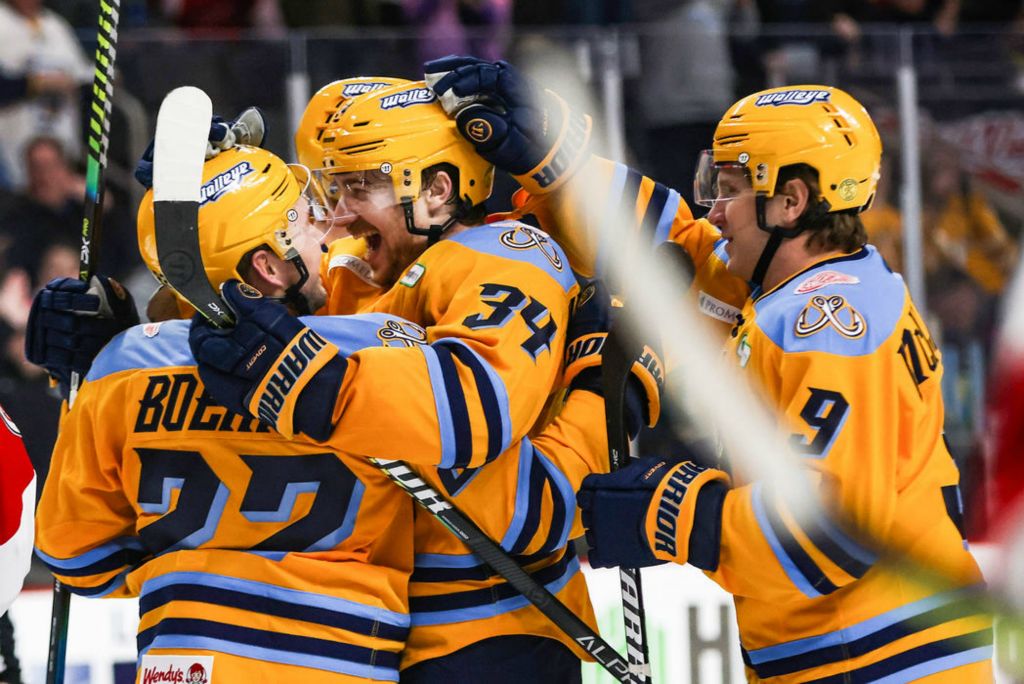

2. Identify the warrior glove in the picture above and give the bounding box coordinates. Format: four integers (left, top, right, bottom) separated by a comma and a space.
578, 457, 729, 570
425, 56, 592, 195
188, 281, 345, 441
25, 275, 139, 398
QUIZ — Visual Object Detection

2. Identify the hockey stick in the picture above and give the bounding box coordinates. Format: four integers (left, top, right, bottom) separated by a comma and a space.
47, 2, 121, 682
601, 241, 697, 684
371, 459, 634, 681
602, 301, 653, 684
150, 85, 637, 683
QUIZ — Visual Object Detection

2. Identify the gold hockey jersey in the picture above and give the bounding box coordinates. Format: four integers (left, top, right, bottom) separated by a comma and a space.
35, 314, 421, 682
501, 155, 750, 336
713, 245, 992, 682
309, 220, 606, 667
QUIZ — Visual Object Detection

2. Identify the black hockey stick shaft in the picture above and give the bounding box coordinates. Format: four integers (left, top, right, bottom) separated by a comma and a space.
372, 459, 635, 682
602, 316, 653, 684
48, 3, 121, 683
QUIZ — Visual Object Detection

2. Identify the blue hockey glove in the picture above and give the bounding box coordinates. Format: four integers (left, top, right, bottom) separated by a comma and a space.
134, 106, 267, 188
578, 457, 729, 570
25, 275, 139, 397
188, 281, 346, 441
562, 278, 664, 438
424, 56, 592, 194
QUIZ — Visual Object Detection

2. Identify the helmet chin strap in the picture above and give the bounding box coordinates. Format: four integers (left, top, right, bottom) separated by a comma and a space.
750, 194, 806, 291
400, 196, 458, 246
280, 255, 312, 315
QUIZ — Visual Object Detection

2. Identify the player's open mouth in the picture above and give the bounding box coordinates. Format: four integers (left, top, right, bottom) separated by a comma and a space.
365, 232, 382, 254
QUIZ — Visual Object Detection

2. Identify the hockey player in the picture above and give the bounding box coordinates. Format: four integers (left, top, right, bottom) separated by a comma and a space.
34, 146, 419, 682
430, 59, 992, 682
186, 82, 649, 681
0, 403, 34, 615
582, 91, 990, 679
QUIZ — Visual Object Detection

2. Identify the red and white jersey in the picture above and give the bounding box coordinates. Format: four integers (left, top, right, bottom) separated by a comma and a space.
0, 403, 35, 613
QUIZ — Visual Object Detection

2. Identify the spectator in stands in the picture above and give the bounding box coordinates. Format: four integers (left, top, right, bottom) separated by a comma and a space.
0, 0, 91, 190
636, 0, 737, 207
0, 137, 84, 288
861, 152, 904, 273
161, 0, 283, 30
924, 141, 1018, 298
402, 0, 512, 63
0, 136, 137, 287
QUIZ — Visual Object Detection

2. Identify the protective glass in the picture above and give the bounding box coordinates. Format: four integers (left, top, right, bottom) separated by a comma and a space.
693, 150, 753, 208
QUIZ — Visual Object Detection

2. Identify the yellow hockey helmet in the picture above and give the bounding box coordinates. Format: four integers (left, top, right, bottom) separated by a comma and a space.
138, 145, 304, 293
695, 85, 882, 213
295, 76, 410, 170
319, 80, 494, 209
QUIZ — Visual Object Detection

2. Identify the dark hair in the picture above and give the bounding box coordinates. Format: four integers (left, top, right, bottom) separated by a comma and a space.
776, 164, 867, 254
422, 163, 487, 225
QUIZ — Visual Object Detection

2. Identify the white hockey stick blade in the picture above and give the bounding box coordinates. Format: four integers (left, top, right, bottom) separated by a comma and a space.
154, 86, 211, 203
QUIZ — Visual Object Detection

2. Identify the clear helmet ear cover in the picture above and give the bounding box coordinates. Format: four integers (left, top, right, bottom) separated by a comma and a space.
693, 150, 754, 208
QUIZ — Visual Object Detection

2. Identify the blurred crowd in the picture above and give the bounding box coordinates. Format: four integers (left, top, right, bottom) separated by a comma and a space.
0, 0, 1021, 538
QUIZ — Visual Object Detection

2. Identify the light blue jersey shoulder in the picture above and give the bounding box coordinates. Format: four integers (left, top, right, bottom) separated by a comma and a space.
446, 221, 576, 293
753, 246, 907, 357
87, 313, 426, 381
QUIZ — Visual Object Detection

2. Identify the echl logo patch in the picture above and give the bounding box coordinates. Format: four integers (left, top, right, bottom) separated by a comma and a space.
143, 322, 162, 338
794, 295, 866, 339
794, 270, 861, 294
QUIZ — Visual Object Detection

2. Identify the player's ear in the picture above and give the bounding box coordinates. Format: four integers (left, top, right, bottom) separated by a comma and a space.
776, 177, 811, 227
244, 248, 286, 295
422, 168, 455, 213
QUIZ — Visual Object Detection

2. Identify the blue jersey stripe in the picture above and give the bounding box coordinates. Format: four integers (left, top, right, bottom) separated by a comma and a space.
139, 581, 408, 643
746, 593, 983, 677
535, 449, 576, 553
137, 618, 400, 681
35, 536, 147, 575
421, 346, 458, 469
761, 493, 838, 596
872, 646, 993, 684
801, 628, 992, 684
409, 553, 579, 626
62, 569, 129, 597
654, 189, 682, 245
140, 571, 410, 627
432, 344, 474, 469
438, 339, 512, 463
639, 181, 670, 244
750, 483, 822, 598
500, 440, 535, 552
507, 448, 549, 555
798, 514, 874, 580
744, 584, 984, 665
